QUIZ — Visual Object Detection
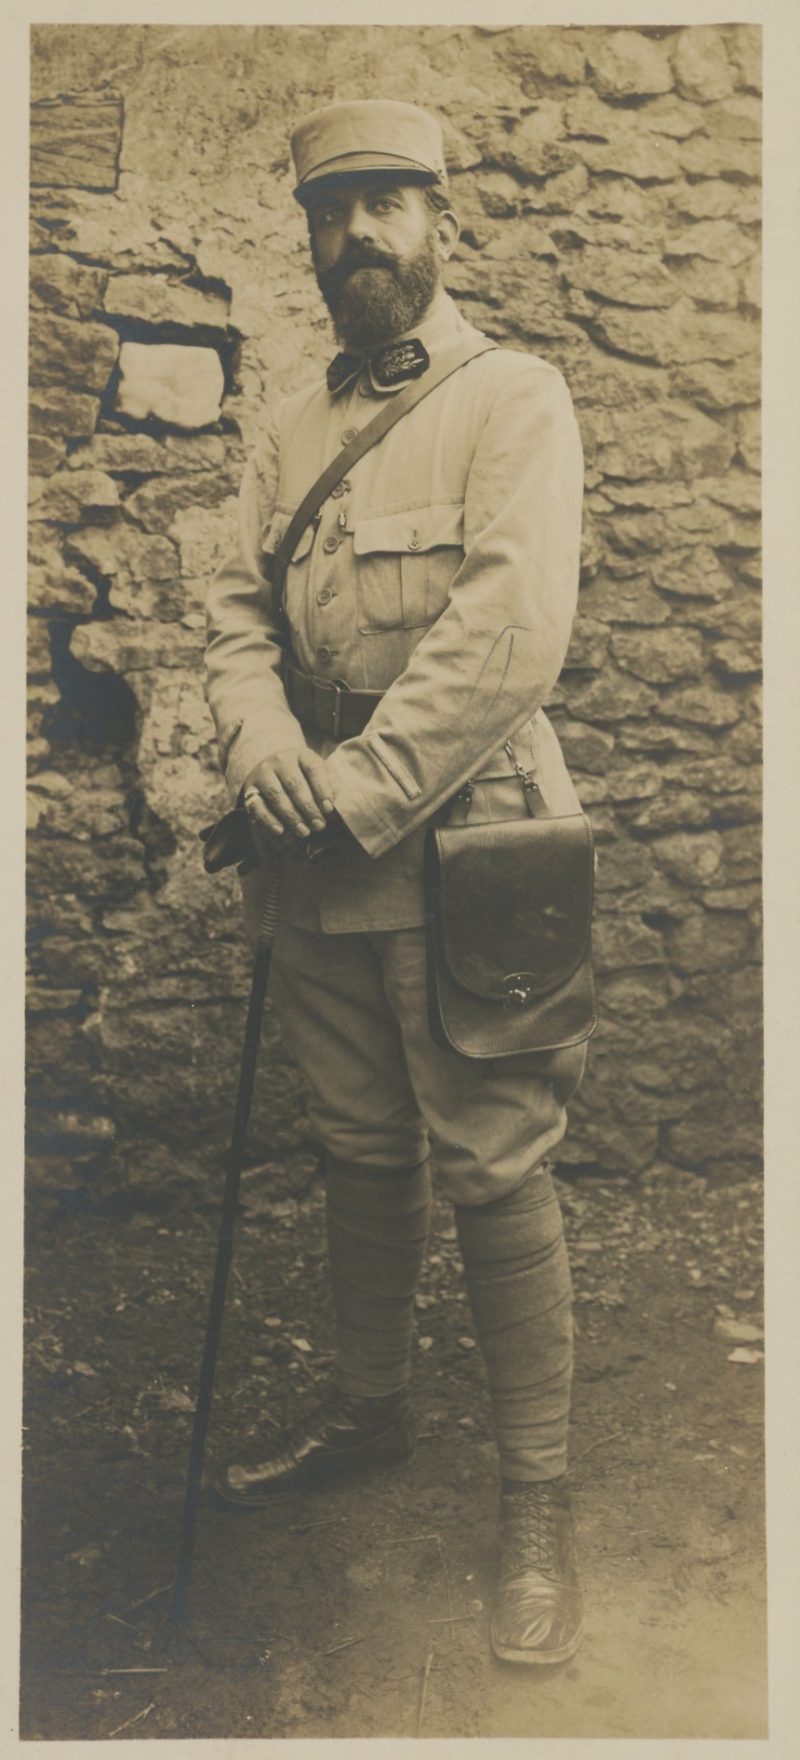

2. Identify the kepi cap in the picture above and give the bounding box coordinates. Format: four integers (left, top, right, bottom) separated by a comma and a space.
291, 99, 447, 207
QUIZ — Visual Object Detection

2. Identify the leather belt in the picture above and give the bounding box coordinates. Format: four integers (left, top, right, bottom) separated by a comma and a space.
284, 662, 383, 741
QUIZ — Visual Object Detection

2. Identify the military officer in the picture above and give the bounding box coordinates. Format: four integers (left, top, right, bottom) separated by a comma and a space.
204, 98, 588, 1665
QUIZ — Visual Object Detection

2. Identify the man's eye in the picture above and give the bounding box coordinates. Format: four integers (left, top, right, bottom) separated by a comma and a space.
372, 197, 398, 214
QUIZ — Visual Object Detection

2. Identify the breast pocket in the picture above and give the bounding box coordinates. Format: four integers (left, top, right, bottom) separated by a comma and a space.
353, 503, 464, 634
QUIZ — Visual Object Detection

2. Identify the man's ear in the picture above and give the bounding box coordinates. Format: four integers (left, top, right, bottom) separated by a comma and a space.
435, 209, 460, 262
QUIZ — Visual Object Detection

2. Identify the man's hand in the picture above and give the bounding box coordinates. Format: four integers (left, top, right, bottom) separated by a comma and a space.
242, 747, 335, 856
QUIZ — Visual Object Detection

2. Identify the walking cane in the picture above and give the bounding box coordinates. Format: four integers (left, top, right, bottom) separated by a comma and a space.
169, 859, 282, 1624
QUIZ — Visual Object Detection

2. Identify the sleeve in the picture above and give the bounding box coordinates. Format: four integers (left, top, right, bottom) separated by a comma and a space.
322, 360, 584, 859
204, 407, 307, 802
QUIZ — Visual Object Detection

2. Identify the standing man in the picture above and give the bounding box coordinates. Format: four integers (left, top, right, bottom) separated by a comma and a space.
205, 99, 588, 1665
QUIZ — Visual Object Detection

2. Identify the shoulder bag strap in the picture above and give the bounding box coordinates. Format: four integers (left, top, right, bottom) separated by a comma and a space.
267, 334, 497, 626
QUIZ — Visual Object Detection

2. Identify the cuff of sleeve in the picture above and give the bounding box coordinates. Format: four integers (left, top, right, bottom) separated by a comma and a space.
322, 742, 400, 858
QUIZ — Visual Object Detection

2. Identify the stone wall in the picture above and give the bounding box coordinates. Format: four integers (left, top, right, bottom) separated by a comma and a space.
27, 24, 762, 1201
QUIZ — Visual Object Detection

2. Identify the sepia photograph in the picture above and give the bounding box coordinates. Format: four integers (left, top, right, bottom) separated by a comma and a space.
18, 6, 791, 1745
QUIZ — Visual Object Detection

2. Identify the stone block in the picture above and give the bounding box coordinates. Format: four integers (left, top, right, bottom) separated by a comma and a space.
29, 467, 119, 523
638, 94, 706, 138
65, 523, 178, 585
678, 135, 760, 179
590, 299, 757, 368
721, 23, 762, 93
593, 915, 665, 970
671, 180, 761, 223
563, 617, 609, 669
68, 432, 228, 475
740, 257, 761, 311
701, 471, 761, 515
711, 638, 761, 678
589, 29, 673, 98
664, 1113, 760, 1168
627, 789, 716, 833
28, 533, 97, 617
29, 313, 119, 394
580, 133, 681, 183
521, 165, 590, 213
481, 108, 577, 180
29, 435, 66, 476
611, 627, 704, 684
124, 471, 236, 532
672, 356, 761, 414
576, 181, 651, 225
115, 342, 225, 428
171, 500, 239, 577
672, 27, 735, 103
562, 245, 675, 309
703, 95, 762, 139
556, 720, 615, 773
103, 274, 229, 329
475, 171, 522, 217
29, 386, 101, 439
663, 683, 744, 727
511, 28, 588, 86
669, 258, 739, 311
599, 969, 674, 1022
30, 253, 107, 319
603, 764, 663, 802
563, 88, 615, 139
72, 618, 201, 675
581, 577, 671, 626
667, 220, 756, 267
30, 92, 122, 190
652, 831, 724, 886
589, 402, 734, 483
27, 833, 144, 900
27, 617, 52, 679
566, 668, 658, 723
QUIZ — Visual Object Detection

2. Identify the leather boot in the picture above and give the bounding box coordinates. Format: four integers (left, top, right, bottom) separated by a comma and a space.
211, 1385, 415, 1506
491, 1478, 584, 1664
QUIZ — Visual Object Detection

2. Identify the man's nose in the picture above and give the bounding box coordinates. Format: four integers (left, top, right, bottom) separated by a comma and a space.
345, 200, 378, 243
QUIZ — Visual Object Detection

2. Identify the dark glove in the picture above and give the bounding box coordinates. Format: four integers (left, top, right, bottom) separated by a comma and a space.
199, 808, 257, 876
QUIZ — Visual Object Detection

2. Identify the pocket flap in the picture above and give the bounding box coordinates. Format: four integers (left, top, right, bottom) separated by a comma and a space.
354, 503, 464, 557
261, 514, 316, 563
431, 816, 594, 1002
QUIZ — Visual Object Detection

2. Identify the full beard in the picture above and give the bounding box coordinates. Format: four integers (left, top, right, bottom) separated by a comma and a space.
316, 232, 441, 352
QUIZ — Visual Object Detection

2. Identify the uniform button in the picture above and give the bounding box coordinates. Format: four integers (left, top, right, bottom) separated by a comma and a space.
317, 588, 333, 606
358, 381, 373, 398
317, 646, 333, 663
408, 535, 420, 550
331, 482, 346, 498
323, 535, 339, 554
341, 427, 359, 443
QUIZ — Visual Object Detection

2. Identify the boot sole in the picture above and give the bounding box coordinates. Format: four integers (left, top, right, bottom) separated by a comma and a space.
490, 1620, 584, 1666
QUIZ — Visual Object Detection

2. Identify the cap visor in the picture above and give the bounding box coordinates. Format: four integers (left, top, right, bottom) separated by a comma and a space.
294, 157, 440, 207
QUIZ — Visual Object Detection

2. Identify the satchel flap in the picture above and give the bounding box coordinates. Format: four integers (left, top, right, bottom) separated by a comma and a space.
434, 815, 594, 1003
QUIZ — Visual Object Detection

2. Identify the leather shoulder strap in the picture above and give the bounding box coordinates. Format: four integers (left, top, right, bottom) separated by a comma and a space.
269, 334, 497, 618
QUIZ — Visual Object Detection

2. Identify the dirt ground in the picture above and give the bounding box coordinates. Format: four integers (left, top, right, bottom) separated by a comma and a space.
21, 1153, 766, 1742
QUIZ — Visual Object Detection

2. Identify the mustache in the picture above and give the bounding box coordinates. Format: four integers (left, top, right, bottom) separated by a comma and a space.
317, 246, 398, 299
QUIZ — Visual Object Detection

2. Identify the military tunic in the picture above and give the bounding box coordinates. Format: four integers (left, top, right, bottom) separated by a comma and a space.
205, 289, 588, 1200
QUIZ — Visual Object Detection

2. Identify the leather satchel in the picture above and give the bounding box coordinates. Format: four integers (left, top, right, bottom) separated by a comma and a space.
425, 802, 598, 1060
